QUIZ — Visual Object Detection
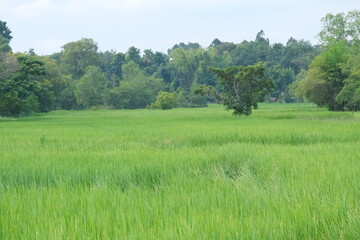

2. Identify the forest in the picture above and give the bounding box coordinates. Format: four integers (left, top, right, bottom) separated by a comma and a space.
1, 10, 360, 117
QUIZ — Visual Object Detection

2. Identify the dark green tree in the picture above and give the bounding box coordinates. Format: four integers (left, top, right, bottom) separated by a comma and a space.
0, 20, 12, 52
203, 63, 273, 115
0, 53, 47, 116
101, 50, 126, 87
126, 46, 142, 66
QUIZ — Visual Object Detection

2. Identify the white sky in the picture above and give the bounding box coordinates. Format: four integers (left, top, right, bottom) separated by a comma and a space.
0, 0, 359, 55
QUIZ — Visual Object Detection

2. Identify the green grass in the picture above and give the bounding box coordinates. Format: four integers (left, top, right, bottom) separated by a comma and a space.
1, 103, 360, 239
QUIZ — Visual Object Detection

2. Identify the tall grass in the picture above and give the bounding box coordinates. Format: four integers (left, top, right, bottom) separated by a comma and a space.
0, 104, 360, 239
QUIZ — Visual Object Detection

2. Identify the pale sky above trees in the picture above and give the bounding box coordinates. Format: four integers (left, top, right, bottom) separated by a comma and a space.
0, 0, 359, 55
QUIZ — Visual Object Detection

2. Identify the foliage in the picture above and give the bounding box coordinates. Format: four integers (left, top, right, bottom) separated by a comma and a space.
207, 63, 273, 115
335, 50, 360, 111
0, 20, 12, 52
296, 41, 348, 110
148, 91, 178, 110
293, 10, 360, 111
100, 50, 126, 88
126, 46, 142, 66
0, 18, 322, 115
336, 79, 360, 111
75, 66, 106, 108
266, 65, 295, 103
104, 61, 164, 109
0, 52, 18, 80
61, 38, 101, 80
169, 47, 203, 90
319, 10, 360, 45
0, 53, 45, 116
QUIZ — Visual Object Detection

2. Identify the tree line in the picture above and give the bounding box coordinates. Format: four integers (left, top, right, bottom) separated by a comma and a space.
295, 10, 360, 112
0, 10, 359, 117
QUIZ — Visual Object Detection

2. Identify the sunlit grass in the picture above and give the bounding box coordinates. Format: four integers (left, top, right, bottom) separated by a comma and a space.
0, 104, 360, 239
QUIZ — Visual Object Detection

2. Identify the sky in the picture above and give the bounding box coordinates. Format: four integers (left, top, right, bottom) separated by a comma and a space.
0, 0, 359, 55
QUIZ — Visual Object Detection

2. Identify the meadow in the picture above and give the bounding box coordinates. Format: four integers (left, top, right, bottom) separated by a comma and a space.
0, 103, 360, 239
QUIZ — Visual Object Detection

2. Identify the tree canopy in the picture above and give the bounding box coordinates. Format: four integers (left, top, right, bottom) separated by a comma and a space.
295, 10, 360, 111
199, 63, 273, 115
4, 10, 360, 117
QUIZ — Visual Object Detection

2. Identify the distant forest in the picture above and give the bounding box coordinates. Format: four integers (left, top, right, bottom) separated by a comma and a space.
1, 10, 360, 117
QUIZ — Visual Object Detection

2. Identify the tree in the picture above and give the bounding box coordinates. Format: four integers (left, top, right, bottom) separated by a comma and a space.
0, 53, 47, 117
210, 38, 222, 47
42, 58, 67, 110
296, 41, 348, 110
266, 65, 295, 102
104, 61, 164, 109
0, 52, 18, 80
195, 51, 217, 86
232, 31, 271, 67
126, 46, 142, 66
0, 21, 12, 42
280, 38, 317, 75
170, 47, 203, 90
336, 80, 360, 112
335, 48, 360, 111
61, 38, 101, 80
318, 10, 360, 45
75, 66, 106, 108
294, 10, 360, 112
100, 50, 125, 87
0, 20, 12, 52
169, 42, 201, 53
148, 91, 178, 110
141, 50, 170, 76
198, 63, 273, 115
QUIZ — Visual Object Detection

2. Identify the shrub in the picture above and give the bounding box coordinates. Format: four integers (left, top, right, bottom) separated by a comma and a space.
148, 91, 178, 110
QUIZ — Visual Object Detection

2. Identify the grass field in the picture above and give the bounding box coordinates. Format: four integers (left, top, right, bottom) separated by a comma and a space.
1, 103, 360, 239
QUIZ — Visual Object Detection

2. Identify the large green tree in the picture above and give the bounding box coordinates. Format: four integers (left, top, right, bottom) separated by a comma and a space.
61, 38, 101, 80
296, 41, 348, 110
198, 63, 273, 115
0, 53, 47, 116
296, 10, 360, 111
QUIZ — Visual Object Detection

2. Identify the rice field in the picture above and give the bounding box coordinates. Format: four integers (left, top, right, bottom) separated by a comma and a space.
1, 104, 360, 239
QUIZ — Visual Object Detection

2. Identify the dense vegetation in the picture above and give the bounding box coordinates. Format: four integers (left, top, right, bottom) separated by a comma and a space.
2, 10, 360, 117
296, 10, 360, 111
1, 104, 360, 239
1, 19, 323, 117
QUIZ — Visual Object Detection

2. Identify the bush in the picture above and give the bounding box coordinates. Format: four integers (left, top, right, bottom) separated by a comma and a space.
148, 91, 178, 110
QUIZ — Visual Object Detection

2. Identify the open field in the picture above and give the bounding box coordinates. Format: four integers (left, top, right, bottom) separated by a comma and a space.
1, 104, 360, 239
